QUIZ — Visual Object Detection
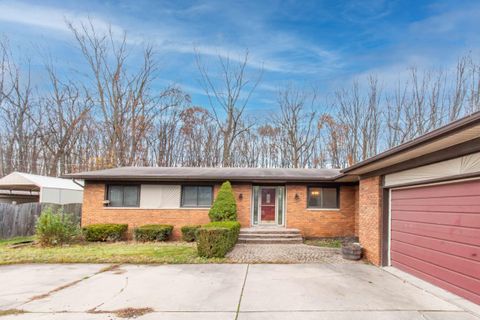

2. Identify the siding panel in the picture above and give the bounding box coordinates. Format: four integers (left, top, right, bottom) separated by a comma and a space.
391, 231, 480, 261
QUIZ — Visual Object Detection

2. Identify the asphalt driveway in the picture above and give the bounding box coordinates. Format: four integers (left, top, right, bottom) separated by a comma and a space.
0, 263, 478, 319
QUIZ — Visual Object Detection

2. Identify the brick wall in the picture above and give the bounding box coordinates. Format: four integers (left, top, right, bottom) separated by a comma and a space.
82, 182, 252, 240
358, 176, 383, 265
285, 185, 358, 238
230, 183, 252, 228
82, 181, 359, 240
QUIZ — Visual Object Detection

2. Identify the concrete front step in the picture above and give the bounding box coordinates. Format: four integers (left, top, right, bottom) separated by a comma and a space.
239, 228, 301, 235
237, 237, 303, 244
238, 227, 303, 244
239, 233, 301, 239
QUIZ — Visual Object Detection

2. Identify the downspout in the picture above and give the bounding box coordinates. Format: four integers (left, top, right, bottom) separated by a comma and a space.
39, 186, 43, 203
72, 179, 84, 189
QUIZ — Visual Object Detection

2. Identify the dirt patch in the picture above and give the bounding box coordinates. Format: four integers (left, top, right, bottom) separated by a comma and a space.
8, 240, 34, 249
99, 264, 122, 273
29, 277, 85, 301
29, 264, 121, 301
89, 307, 154, 318
0, 309, 27, 317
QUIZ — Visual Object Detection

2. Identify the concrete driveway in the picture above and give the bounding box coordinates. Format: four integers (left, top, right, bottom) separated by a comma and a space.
0, 264, 478, 320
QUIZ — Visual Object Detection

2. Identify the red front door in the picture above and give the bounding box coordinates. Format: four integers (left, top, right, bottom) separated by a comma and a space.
260, 188, 276, 222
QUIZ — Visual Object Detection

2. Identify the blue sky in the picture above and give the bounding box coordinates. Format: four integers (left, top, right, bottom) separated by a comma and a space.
1, 0, 479, 114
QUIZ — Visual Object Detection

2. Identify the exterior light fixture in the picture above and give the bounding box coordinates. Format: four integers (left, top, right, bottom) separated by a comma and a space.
295, 193, 300, 200
239, 193, 243, 200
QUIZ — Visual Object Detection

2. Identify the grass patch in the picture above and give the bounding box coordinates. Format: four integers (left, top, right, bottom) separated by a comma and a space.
0, 239, 224, 265
305, 238, 342, 248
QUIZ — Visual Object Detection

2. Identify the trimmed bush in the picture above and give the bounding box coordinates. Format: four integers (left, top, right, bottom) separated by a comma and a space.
35, 207, 80, 246
134, 224, 173, 242
196, 221, 241, 258
83, 224, 128, 242
181, 225, 201, 242
209, 181, 237, 222
203, 221, 241, 233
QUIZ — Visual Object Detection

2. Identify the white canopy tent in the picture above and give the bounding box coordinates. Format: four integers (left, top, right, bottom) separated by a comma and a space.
0, 172, 83, 204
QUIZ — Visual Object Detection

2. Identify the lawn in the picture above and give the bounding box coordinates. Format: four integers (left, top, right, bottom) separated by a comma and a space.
304, 238, 343, 248
0, 237, 224, 265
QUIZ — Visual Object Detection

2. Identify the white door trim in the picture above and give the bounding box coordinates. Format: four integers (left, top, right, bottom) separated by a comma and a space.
251, 185, 285, 227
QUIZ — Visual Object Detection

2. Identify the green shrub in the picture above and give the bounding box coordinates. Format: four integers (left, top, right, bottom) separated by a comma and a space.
83, 224, 128, 242
181, 225, 201, 242
209, 181, 237, 222
35, 207, 80, 246
203, 221, 241, 233
134, 224, 173, 242
196, 221, 241, 258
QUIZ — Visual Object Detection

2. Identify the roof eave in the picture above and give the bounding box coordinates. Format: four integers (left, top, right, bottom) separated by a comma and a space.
341, 111, 480, 175
64, 175, 343, 183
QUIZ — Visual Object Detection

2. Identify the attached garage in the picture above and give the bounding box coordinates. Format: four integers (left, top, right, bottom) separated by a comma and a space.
341, 111, 480, 305
389, 179, 480, 304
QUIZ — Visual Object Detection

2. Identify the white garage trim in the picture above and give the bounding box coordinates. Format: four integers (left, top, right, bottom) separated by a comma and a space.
388, 188, 392, 266
384, 152, 480, 187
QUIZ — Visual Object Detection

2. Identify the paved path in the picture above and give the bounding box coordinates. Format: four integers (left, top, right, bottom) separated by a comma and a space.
0, 264, 478, 319
227, 244, 355, 263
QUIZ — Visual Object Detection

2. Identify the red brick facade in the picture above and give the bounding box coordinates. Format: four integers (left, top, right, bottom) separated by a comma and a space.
286, 185, 358, 238
358, 176, 383, 265
82, 182, 359, 240
82, 183, 253, 240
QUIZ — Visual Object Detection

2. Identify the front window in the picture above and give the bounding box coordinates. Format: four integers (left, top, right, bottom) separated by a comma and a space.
181, 185, 213, 207
107, 185, 139, 207
307, 187, 339, 209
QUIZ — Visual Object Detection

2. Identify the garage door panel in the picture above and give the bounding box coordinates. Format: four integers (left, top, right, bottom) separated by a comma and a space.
391, 251, 480, 296
391, 204, 480, 213
391, 231, 480, 262
391, 210, 480, 228
392, 195, 480, 206
391, 220, 480, 246
390, 180, 480, 305
391, 180, 480, 200
393, 260, 480, 305
391, 240, 480, 279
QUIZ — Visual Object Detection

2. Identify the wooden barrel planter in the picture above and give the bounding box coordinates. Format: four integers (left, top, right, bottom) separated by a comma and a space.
342, 242, 362, 260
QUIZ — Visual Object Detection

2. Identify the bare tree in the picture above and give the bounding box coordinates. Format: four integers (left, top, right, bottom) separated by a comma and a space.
36, 65, 93, 175
179, 106, 221, 166
2, 26, 480, 176
68, 20, 161, 167
273, 86, 319, 168
196, 51, 262, 166
0, 41, 39, 174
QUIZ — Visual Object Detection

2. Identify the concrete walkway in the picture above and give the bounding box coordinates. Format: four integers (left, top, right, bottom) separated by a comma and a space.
0, 264, 478, 319
227, 244, 354, 263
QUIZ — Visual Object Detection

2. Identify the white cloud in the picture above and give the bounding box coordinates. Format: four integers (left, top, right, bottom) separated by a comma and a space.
0, 0, 341, 76
0, 2, 108, 32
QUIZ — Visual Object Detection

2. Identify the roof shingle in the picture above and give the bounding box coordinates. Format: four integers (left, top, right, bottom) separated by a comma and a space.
63, 167, 342, 182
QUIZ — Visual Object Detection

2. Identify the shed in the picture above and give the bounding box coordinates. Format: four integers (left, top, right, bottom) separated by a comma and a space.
0, 172, 83, 205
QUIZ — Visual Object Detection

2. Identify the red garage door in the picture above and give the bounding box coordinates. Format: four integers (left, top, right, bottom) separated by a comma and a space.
390, 179, 480, 304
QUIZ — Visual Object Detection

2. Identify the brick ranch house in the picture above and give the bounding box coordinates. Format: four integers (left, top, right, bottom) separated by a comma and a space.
65, 111, 480, 304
